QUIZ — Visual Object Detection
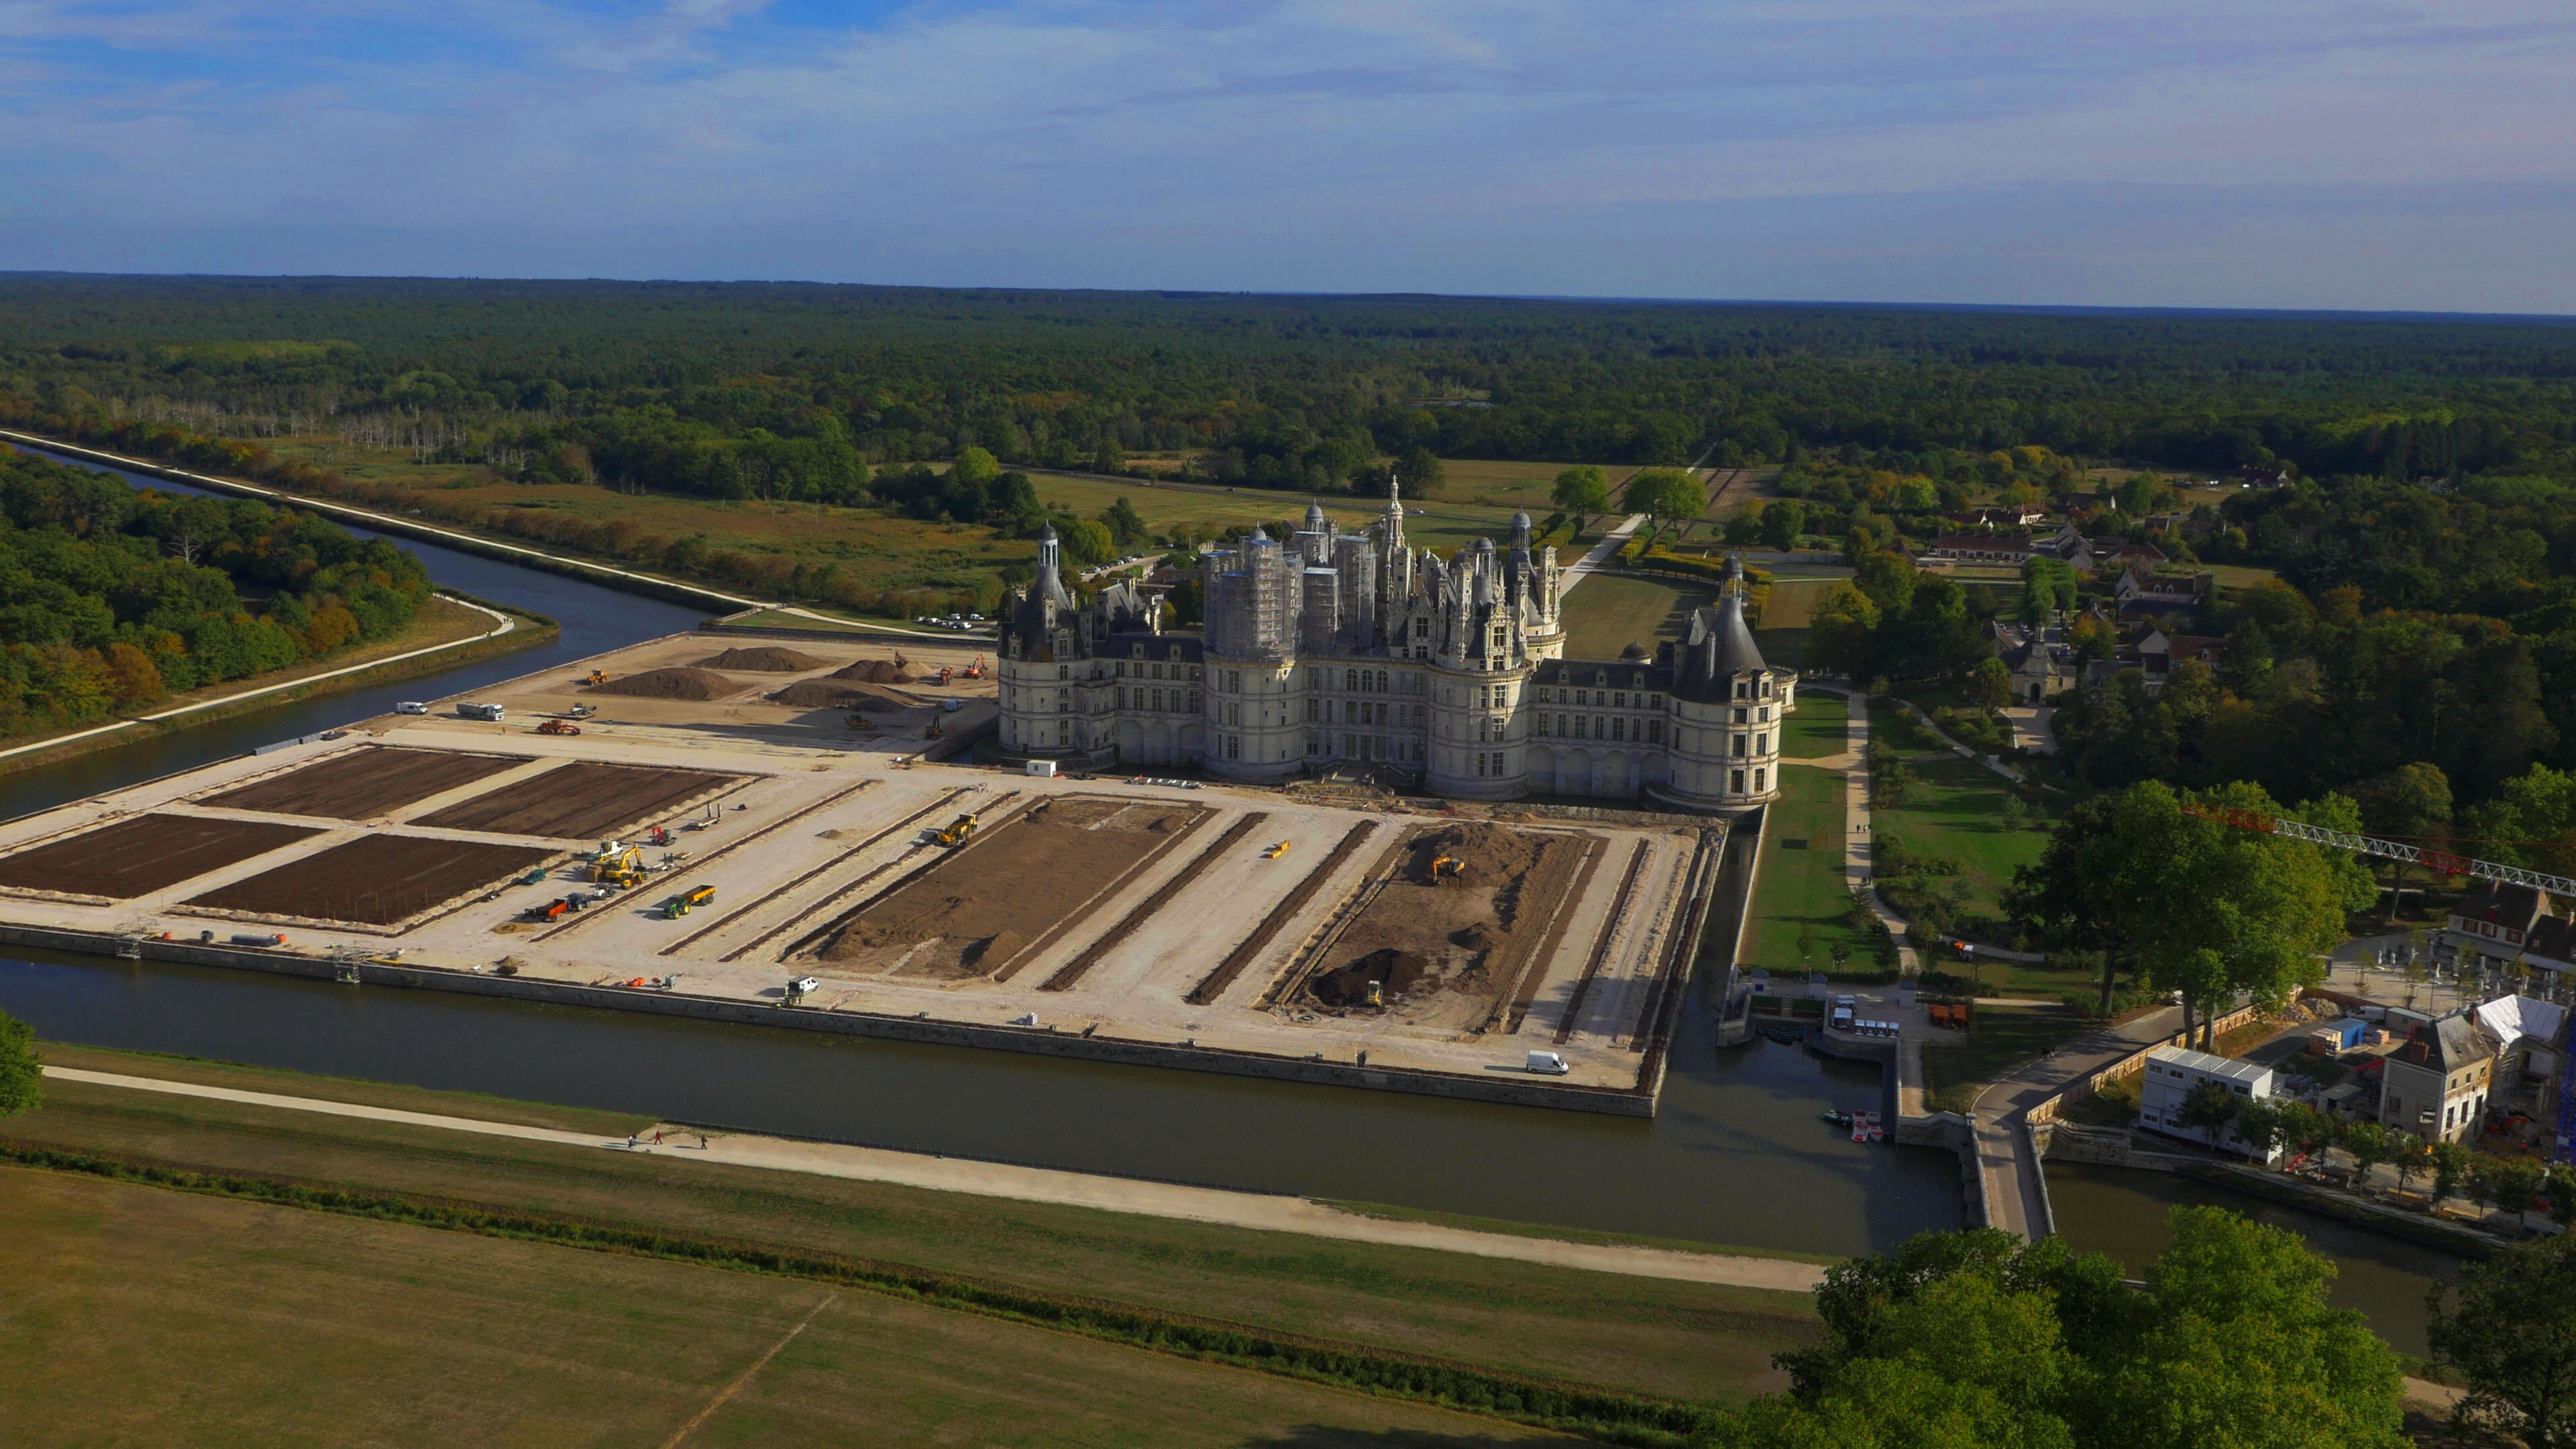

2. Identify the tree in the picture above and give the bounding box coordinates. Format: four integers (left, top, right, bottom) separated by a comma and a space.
2176, 1080, 2242, 1138
2430, 1234, 2576, 1449
1738, 1212, 2404, 1449
1099, 495, 1148, 549
2548, 1163, 2576, 1232
1625, 468, 1702, 547
2351, 761, 2452, 924
1550, 466, 1609, 538
2430, 1139, 2472, 1207
1089, 438, 1125, 475
1807, 583, 1882, 682
0, 1009, 37, 1119
1761, 497, 1809, 551
1395, 446, 1444, 499
1968, 656, 2014, 712
2341, 1121, 2393, 1191
949, 445, 1002, 488
2473, 1155, 2544, 1225
2389, 1132, 2432, 1199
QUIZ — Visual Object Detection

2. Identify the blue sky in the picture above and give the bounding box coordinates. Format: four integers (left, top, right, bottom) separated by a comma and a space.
3, 1, 2571, 311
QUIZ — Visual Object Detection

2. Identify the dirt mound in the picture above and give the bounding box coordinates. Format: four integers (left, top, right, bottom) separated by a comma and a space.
835, 657, 919, 684
1309, 948, 1430, 1008
694, 646, 826, 672
590, 667, 739, 701
1406, 822, 1550, 890
1450, 922, 1501, 955
768, 679, 870, 709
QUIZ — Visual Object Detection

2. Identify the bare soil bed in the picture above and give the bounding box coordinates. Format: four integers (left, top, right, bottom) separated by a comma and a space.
590, 668, 741, 701
692, 646, 826, 672
1297, 822, 1587, 1032
0, 814, 322, 900
182, 834, 557, 926
811, 796, 1206, 980
412, 763, 746, 839
199, 746, 524, 820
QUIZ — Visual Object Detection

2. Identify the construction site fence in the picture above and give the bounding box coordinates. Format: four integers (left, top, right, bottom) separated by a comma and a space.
2024, 1003, 2265, 1128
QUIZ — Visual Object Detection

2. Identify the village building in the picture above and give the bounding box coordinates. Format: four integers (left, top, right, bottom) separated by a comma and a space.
2380, 1014, 2496, 1142
2138, 1045, 2282, 1162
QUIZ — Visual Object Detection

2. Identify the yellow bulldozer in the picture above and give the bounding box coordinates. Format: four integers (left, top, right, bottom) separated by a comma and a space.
586, 669, 608, 686
588, 844, 646, 888
930, 814, 977, 849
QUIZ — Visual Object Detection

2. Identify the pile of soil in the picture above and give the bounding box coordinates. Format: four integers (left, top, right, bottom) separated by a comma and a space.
769, 679, 868, 708
694, 646, 826, 672
590, 667, 740, 701
1309, 948, 1430, 1008
1404, 821, 1554, 927
835, 658, 918, 684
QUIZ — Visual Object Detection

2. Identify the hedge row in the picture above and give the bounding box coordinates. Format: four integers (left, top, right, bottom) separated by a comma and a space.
0, 1142, 1721, 1444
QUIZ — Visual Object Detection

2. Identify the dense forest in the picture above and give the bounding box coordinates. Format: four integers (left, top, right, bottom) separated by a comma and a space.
0, 446, 432, 737
1, 276, 2571, 505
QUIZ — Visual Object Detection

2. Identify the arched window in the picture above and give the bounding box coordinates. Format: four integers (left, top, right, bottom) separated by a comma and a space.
1344, 668, 1358, 691
1374, 670, 1388, 693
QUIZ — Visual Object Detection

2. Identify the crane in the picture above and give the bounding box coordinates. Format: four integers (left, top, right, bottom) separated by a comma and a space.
2181, 801, 2576, 898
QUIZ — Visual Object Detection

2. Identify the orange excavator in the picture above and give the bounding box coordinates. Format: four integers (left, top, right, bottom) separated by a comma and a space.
1430, 856, 1463, 884
963, 655, 987, 680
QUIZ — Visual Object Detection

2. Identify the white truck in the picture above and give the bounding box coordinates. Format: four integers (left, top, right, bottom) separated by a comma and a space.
457, 702, 504, 721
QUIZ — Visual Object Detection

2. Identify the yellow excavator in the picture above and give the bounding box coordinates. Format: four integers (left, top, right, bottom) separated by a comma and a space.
1430, 856, 1463, 884
589, 843, 645, 888
930, 814, 977, 849
586, 669, 608, 686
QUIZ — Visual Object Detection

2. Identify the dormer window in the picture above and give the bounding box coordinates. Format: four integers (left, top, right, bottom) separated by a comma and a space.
1132, 644, 1145, 658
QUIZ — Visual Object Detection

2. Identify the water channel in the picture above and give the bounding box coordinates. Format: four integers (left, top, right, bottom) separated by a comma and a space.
0, 443, 2475, 1320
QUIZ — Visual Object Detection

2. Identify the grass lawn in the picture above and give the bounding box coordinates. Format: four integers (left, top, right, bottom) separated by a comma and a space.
1756, 578, 1831, 631
1738, 764, 1880, 979
16, 1043, 1820, 1410
1781, 692, 1849, 759
1872, 753, 2049, 918
1920, 1004, 2086, 1114
0, 1165, 1579, 1448
2204, 563, 2282, 589
1560, 574, 1719, 661
1869, 697, 1949, 756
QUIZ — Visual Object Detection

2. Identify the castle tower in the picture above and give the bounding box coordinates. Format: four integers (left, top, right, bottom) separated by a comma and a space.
1652, 554, 1796, 812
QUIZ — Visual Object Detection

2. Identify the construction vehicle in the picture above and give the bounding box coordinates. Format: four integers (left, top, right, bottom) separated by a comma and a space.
647, 826, 672, 847
1430, 856, 1463, 883
522, 898, 570, 922
930, 814, 977, 848
586, 669, 608, 686
589, 845, 646, 888
1363, 980, 1385, 1008
924, 719, 946, 740
659, 883, 716, 919
537, 718, 582, 736
515, 867, 551, 887
937, 665, 955, 686
568, 704, 595, 719
963, 655, 987, 680
846, 714, 872, 731
1264, 840, 1293, 859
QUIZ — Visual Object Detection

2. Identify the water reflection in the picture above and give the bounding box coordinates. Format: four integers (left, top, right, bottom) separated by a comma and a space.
2047, 1160, 2463, 1356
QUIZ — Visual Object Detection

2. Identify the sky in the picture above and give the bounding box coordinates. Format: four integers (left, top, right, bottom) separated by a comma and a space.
2, 0, 2572, 312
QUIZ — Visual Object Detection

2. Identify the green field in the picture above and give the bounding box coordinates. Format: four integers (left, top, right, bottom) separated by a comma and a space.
1780, 692, 1849, 759
0, 1165, 1574, 1448
1871, 753, 2049, 918
1559, 574, 1718, 661
10, 1044, 1820, 1417
1738, 764, 1880, 978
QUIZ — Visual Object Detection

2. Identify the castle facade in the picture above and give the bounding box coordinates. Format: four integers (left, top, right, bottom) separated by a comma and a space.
994, 483, 1794, 811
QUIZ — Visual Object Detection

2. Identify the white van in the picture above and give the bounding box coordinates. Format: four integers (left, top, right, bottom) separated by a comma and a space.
1525, 1051, 1570, 1075
395, 701, 428, 715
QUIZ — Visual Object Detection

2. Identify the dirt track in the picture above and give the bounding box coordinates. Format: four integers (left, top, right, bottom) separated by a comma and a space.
183, 834, 556, 925
412, 762, 745, 839
812, 796, 1205, 979
0, 814, 321, 899
201, 747, 523, 820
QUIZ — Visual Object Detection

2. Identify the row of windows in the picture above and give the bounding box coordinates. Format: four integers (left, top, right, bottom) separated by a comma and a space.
1118, 687, 1201, 713
1540, 687, 1658, 708
1536, 714, 1666, 744
1728, 767, 1768, 794
1470, 751, 1507, 778
1309, 698, 1415, 727
1114, 660, 1201, 682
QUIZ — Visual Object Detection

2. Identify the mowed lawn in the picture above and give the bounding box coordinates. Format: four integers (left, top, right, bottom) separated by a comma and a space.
1560, 574, 1718, 661
0, 1166, 1577, 1448
13, 1044, 1821, 1410
1780, 692, 1849, 759
1919, 1004, 2086, 1114
1738, 764, 1878, 978
1871, 754, 2049, 918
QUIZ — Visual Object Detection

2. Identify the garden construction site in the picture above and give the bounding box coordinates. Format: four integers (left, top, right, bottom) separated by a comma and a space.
0, 631, 1717, 1111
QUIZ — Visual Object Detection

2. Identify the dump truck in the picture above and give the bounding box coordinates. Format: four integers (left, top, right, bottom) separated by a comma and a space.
537, 718, 581, 735
930, 814, 977, 848
659, 884, 716, 919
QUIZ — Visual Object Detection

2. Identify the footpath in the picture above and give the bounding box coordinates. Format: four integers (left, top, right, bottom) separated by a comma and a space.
39, 1066, 1826, 1293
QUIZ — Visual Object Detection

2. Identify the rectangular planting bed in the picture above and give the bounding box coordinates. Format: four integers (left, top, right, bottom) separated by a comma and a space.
200, 746, 527, 820
410, 762, 747, 840
0, 814, 324, 901
180, 835, 560, 928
